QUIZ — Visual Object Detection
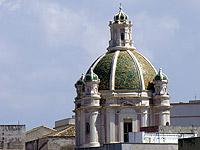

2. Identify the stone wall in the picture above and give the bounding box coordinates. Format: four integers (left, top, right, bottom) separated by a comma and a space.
158, 126, 200, 136
141, 125, 200, 136
0, 125, 26, 150
48, 137, 75, 150
122, 143, 178, 150
76, 143, 178, 150
26, 137, 75, 150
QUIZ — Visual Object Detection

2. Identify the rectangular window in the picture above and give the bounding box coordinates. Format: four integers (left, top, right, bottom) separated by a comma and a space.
124, 119, 132, 142
120, 29, 125, 41
121, 33, 125, 40
86, 122, 90, 134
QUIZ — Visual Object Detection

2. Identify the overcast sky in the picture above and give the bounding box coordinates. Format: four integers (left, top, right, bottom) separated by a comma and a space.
0, 0, 200, 129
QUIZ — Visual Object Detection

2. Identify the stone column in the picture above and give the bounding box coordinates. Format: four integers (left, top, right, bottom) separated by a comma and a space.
141, 109, 148, 127
108, 109, 116, 143
89, 110, 100, 147
75, 111, 80, 147
80, 110, 85, 146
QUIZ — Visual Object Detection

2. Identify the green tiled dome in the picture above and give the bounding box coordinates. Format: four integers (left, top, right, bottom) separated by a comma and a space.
115, 51, 141, 90
87, 49, 157, 91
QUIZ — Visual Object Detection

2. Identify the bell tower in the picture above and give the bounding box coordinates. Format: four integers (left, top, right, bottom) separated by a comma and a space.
107, 4, 135, 51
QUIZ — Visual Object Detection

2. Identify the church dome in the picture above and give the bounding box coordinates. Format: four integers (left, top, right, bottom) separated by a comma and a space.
86, 49, 157, 91
81, 6, 158, 92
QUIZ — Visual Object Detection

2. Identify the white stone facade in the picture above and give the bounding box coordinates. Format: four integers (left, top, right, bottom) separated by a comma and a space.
129, 132, 197, 143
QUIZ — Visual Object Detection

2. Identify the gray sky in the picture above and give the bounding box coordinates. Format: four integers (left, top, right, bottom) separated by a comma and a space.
0, 0, 200, 129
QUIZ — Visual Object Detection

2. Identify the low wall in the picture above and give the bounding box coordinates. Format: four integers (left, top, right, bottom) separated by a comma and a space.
76, 143, 178, 150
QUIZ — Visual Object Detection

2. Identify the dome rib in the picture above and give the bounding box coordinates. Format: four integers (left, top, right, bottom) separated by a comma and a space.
127, 50, 145, 90
109, 50, 120, 90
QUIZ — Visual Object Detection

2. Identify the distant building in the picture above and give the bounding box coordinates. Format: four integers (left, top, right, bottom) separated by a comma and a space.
0, 125, 26, 150
54, 116, 75, 131
26, 118, 75, 150
26, 127, 75, 150
171, 100, 200, 126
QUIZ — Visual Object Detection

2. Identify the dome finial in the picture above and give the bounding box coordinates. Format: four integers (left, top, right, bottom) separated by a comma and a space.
80, 73, 84, 80
90, 67, 94, 78
159, 68, 163, 75
119, 3, 122, 12
154, 68, 168, 81
158, 68, 163, 79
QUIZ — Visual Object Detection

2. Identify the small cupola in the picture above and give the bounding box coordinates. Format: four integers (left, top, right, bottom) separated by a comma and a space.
76, 74, 85, 85
153, 68, 169, 96
107, 4, 135, 51
85, 68, 99, 82
154, 68, 168, 81
84, 68, 100, 96
75, 74, 85, 98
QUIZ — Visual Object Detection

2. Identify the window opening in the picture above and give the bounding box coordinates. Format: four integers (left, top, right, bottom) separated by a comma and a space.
86, 122, 90, 134
124, 119, 132, 142
121, 33, 125, 40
